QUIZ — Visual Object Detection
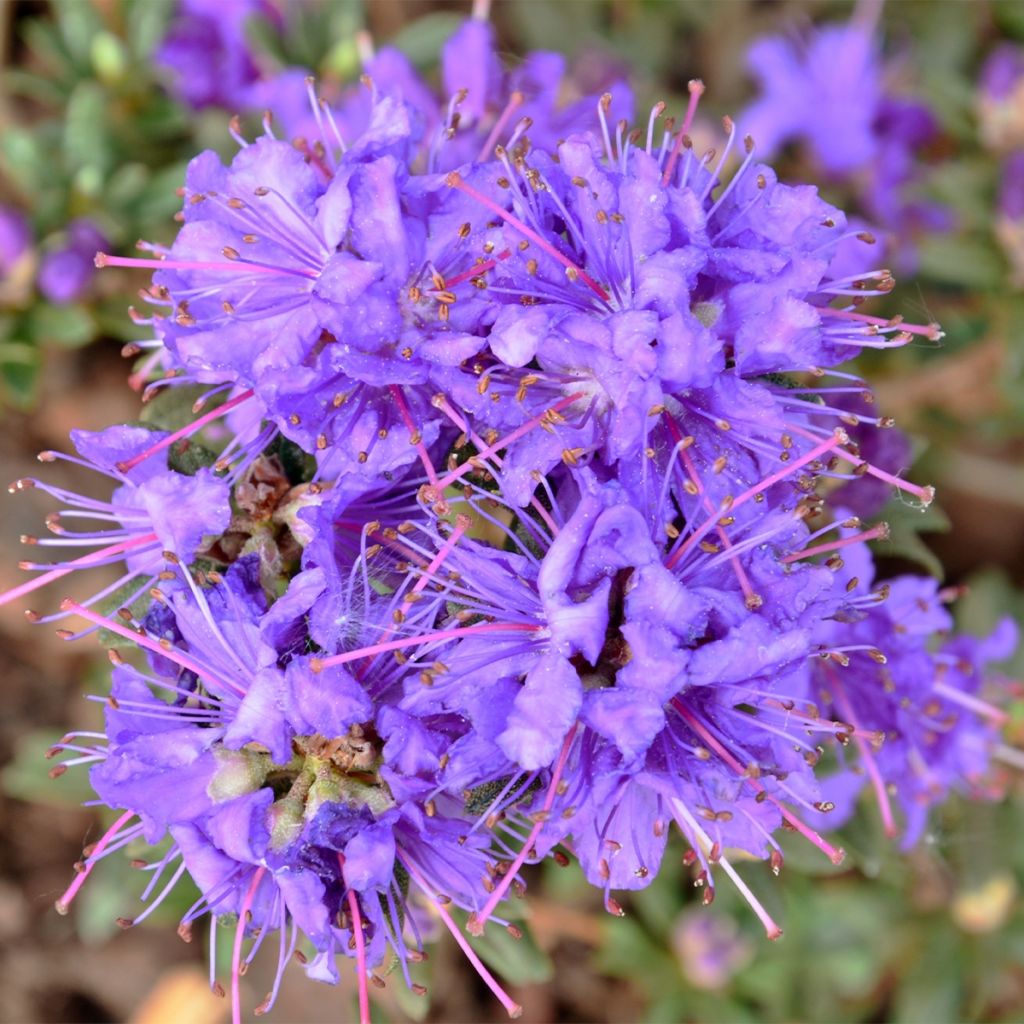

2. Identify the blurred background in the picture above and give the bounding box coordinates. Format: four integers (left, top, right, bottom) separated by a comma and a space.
1, 0, 1023, 1021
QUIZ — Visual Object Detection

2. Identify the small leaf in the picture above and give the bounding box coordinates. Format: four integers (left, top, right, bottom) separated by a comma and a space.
2, 729, 95, 807
96, 575, 156, 648
877, 495, 951, 579
141, 383, 211, 433
470, 917, 554, 985
64, 80, 115, 175
917, 234, 1006, 292
28, 303, 95, 348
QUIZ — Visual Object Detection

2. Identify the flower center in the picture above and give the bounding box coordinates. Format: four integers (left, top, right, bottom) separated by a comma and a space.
208, 726, 394, 851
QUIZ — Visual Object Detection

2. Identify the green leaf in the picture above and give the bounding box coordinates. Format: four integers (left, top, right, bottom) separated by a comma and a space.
0, 126, 51, 196
470, 917, 554, 985
28, 303, 95, 348
140, 383, 210, 433
2, 729, 95, 808
64, 80, 115, 175
77, 846, 132, 944
1, 346, 41, 408
127, 0, 175, 58
168, 438, 219, 476
917, 234, 1006, 292
96, 575, 157, 648
387, 950, 431, 1021
994, 0, 1024, 39
877, 495, 951, 579
596, 914, 677, 987
390, 13, 464, 68
54, 0, 107, 69
90, 31, 128, 85
20, 17, 73, 80
891, 924, 963, 1024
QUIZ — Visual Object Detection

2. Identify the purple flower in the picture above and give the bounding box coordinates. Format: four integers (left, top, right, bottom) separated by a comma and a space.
50, 556, 526, 1019
22, 16, 1021, 1024
1, 424, 230, 626
38, 219, 108, 304
155, 0, 280, 110
979, 44, 1024, 150
740, 8, 948, 269
0, 205, 31, 278
997, 151, 1024, 286
812, 533, 1019, 844
673, 908, 753, 990
742, 18, 882, 174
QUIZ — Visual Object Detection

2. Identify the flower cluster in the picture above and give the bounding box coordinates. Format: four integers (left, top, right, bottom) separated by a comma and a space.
5, 9, 1017, 1023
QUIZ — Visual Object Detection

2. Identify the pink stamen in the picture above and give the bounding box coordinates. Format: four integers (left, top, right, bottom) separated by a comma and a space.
667, 428, 849, 571
478, 94, 524, 162
934, 681, 1009, 725
828, 670, 897, 838
782, 522, 889, 563
446, 172, 610, 301
55, 810, 135, 914
673, 433, 758, 603
671, 699, 846, 865
116, 389, 255, 473
670, 798, 783, 940
311, 621, 541, 673
469, 724, 577, 934
0, 532, 158, 609
95, 252, 316, 279
431, 393, 561, 537
397, 515, 469, 622
397, 851, 523, 1019
435, 392, 584, 491
59, 598, 245, 698
714, 849, 783, 940
388, 385, 438, 486
786, 423, 935, 506
344, 883, 371, 1024
231, 867, 267, 1024
822, 307, 942, 340
661, 79, 705, 186
442, 248, 511, 290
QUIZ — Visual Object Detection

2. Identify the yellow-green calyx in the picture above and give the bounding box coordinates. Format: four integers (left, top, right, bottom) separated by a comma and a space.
207, 725, 394, 850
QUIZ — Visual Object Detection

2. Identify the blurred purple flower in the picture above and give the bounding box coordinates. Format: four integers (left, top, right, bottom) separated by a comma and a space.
673, 908, 753, 990
740, 4, 948, 268
997, 150, 1024, 286
0, 205, 31, 278
38, 219, 108, 304
742, 17, 882, 174
979, 44, 1024, 150
155, 0, 280, 110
